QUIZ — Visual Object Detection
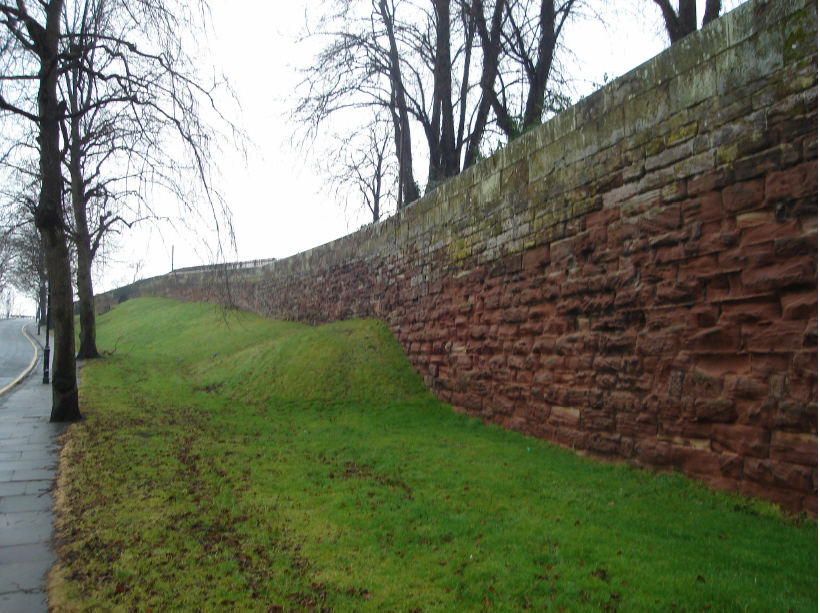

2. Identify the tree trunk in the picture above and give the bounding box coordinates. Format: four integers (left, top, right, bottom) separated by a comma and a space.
74, 242, 99, 359
427, 0, 458, 187
379, 0, 420, 207
702, 0, 722, 27
521, 0, 557, 133
654, 0, 700, 44
68, 75, 101, 360
469, 0, 510, 157
34, 0, 82, 422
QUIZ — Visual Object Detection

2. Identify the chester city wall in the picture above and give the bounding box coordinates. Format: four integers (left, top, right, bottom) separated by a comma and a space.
100, 0, 818, 514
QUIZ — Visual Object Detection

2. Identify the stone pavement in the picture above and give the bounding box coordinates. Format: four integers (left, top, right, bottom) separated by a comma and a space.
0, 323, 66, 612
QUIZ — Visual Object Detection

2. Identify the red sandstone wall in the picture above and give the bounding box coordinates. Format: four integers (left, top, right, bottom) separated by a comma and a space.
101, 0, 818, 514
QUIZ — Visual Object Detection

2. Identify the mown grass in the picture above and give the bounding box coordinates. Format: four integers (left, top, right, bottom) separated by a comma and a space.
49, 297, 816, 611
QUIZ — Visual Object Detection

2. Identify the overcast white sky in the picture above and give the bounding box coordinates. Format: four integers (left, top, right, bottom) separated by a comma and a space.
11, 1, 742, 313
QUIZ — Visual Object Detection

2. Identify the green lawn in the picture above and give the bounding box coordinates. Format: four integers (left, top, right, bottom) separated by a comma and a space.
49, 298, 817, 611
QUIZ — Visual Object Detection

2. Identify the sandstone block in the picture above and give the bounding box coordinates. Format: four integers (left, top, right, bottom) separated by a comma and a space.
717, 243, 777, 273
740, 219, 802, 248
684, 367, 724, 397
742, 320, 807, 353
659, 419, 713, 441
678, 254, 721, 281
686, 172, 729, 198
671, 446, 721, 476
553, 427, 587, 449
722, 178, 765, 213
655, 280, 700, 306
696, 228, 741, 254
697, 475, 740, 492
507, 355, 526, 370
718, 297, 781, 324
491, 395, 516, 416
549, 406, 581, 428
607, 392, 643, 414
744, 458, 815, 493
711, 424, 769, 458
685, 325, 741, 353
765, 161, 818, 202
781, 292, 818, 320
694, 398, 737, 423
719, 452, 744, 479
723, 375, 770, 400
582, 410, 616, 432
770, 431, 818, 466
635, 440, 672, 466
739, 481, 806, 515
774, 231, 818, 258
522, 245, 550, 272
587, 432, 622, 455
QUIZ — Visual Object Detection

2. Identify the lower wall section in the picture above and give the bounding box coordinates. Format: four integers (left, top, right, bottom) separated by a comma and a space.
99, 0, 818, 514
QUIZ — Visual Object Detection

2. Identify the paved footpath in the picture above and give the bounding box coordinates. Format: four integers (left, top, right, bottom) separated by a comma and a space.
0, 322, 66, 612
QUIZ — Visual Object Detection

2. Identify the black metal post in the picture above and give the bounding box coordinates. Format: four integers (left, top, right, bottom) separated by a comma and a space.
43, 284, 50, 384
37, 278, 44, 335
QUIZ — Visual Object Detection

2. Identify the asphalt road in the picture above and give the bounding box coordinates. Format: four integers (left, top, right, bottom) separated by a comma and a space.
0, 318, 39, 394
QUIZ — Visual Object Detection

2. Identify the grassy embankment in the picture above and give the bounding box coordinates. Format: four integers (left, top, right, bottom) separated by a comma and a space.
49, 298, 817, 611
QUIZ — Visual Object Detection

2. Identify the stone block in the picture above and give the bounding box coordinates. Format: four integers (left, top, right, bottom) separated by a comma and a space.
635, 440, 672, 466
770, 431, 818, 466
548, 406, 581, 428
765, 161, 818, 202
687, 171, 731, 197
744, 458, 814, 492
741, 257, 815, 293
774, 231, 818, 258
720, 298, 782, 325
723, 375, 770, 400
655, 281, 700, 306
587, 432, 622, 455
671, 446, 721, 476
616, 412, 657, 438
718, 242, 777, 272
742, 320, 807, 352
659, 418, 713, 441
685, 325, 741, 353
741, 217, 802, 245
670, 62, 717, 114
781, 292, 818, 320
711, 424, 770, 458
722, 179, 766, 213
695, 398, 737, 423
583, 409, 616, 432
719, 452, 744, 479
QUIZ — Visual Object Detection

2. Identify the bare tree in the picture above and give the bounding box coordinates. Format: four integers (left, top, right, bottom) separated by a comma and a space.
0, 0, 81, 421
9, 218, 47, 324
476, 0, 579, 140
324, 116, 397, 224
56, 0, 242, 360
0, 166, 48, 324
0, 0, 240, 421
0, 226, 12, 300
293, 0, 587, 209
1, 288, 15, 317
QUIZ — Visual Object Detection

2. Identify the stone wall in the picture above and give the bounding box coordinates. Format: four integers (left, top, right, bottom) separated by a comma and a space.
100, 0, 818, 514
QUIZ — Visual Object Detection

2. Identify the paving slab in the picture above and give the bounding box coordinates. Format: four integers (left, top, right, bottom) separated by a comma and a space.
0, 323, 67, 612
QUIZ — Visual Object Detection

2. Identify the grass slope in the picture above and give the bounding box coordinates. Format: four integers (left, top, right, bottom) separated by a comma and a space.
49, 298, 817, 611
